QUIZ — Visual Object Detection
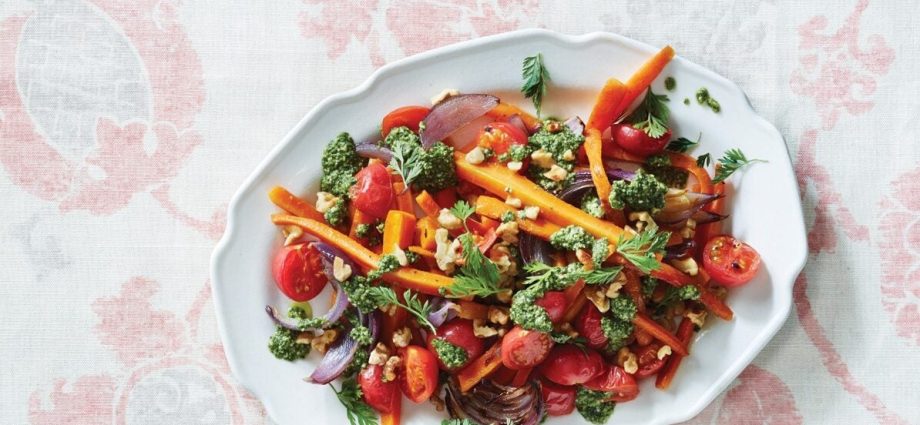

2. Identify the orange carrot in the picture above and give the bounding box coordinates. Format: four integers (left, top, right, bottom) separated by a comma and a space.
381, 408, 400, 425
561, 279, 587, 323
457, 300, 490, 321
486, 103, 541, 132
668, 152, 713, 195
456, 154, 624, 243
586, 78, 628, 132
415, 190, 441, 218
414, 216, 438, 251
393, 180, 414, 213
457, 341, 503, 392
271, 214, 451, 295
382, 210, 417, 254
632, 312, 688, 356
694, 177, 726, 260
700, 289, 733, 321
584, 128, 612, 212
474, 196, 561, 239
407, 246, 437, 270
268, 186, 324, 222
623, 270, 645, 313
656, 318, 695, 389
611, 45, 675, 120
348, 208, 375, 240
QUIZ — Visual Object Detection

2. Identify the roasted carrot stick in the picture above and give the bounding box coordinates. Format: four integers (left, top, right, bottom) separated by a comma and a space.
457, 300, 490, 321
668, 152, 713, 194
584, 128, 613, 212
486, 103, 541, 132
612, 45, 675, 120
348, 208, 375, 240
271, 214, 452, 295
700, 289, 733, 321
393, 180, 414, 214
633, 312, 687, 356
473, 196, 562, 239
655, 318, 695, 389
414, 216, 438, 251
587, 78, 628, 132
415, 190, 441, 218
268, 186, 324, 222
457, 340, 503, 392
382, 210, 417, 254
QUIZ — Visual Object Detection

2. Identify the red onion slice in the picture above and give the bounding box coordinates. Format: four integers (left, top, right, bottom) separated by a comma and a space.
264, 279, 349, 330
564, 116, 585, 136
507, 114, 531, 135
355, 143, 394, 162
307, 310, 380, 384
445, 378, 544, 425
427, 298, 458, 328
421, 94, 499, 148
519, 232, 553, 266
265, 305, 301, 331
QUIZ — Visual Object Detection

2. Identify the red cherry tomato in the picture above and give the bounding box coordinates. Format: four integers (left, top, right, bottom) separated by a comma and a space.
584, 365, 639, 402
381, 106, 430, 138
358, 364, 400, 413
574, 305, 608, 350
634, 343, 668, 378
537, 345, 604, 386
534, 291, 568, 324
501, 326, 554, 370
477, 122, 528, 155
350, 163, 394, 219
540, 379, 576, 416
398, 345, 439, 403
426, 318, 484, 370
702, 236, 762, 287
612, 123, 671, 156
270, 244, 327, 301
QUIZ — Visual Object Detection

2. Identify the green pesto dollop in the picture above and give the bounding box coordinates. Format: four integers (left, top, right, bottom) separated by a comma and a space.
268, 326, 310, 361
695, 87, 721, 113
323, 197, 347, 227
591, 238, 608, 268
664, 76, 676, 91
349, 324, 373, 346
342, 276, 380, 313
609, 296, 638, 322
432, 338, 469, 369
549, 225, 594, 251
600, 316, 634, 351
321, 133, 366, 197
609, 170, 668, 212
526, 121, 584, 193
576, 386, 617, 424
383, 126, 458, 192
580, 192, 604, 219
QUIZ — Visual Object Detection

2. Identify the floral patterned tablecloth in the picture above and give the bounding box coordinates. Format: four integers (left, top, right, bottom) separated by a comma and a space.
2, 1, 917, 424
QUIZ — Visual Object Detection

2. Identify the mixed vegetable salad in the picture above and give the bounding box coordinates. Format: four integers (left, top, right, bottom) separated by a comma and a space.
264, 45, 765, 425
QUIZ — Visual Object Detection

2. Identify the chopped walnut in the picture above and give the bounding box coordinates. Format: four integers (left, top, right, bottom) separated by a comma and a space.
542, 164, 568, 182
617, 347, 638, 374
575, 248, 593, 267
465, 146, 486, 165
382, 355, 402, 382
295, 331, 314, 345
545, 121, 561, 133
559, 322, 579, 338
686, 309, 708, 328
488, 306, 510, 325
333, 256, 353, 282
391, 245, 409, 267
392, 327, 412, 348
530, 149, 555, 168
586, 285, 610, 313
606, 279, 624, 298
434, 228, 459, 273
670, 257, 698, 276
496, 221, 520, 244
680, 218, 697, 239
628, 211, 657, 232
496, 289, 513, 304
507, 161, 523, 171
281, 225, 303, 246
562, 149, 575, 161
315, 191, 339, 213
437, 208, 463, 230
430, 88, 459, 105
369, 343, 390, 366
473, 319, 498, 338
523, 205, 541, 220
657, 345, 673, 360
311, 329, 338, 354
504, 196, 523, 208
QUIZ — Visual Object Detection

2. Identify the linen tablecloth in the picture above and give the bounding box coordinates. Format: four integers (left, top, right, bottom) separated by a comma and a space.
2, 1, 917, 423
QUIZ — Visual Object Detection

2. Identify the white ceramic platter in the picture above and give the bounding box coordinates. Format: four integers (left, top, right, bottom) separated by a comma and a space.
211, 29, 807, 425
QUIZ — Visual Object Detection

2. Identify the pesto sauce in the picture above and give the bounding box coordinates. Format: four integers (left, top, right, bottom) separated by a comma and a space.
664, 76, 676, 91
695, 87, 721, 113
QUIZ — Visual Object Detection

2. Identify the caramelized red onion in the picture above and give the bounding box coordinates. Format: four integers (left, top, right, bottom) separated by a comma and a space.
664, 239, 695, 261
445, 378, 545, 425
307, 310, 380, 384
519, 232, 553, 266
355, 143, 393, 162
421, 94, 499, 148
428, 298, 458, 328
655, 193, 724, 227
507, 114, 530, 135
564, 116, 585, 136
264, 279, 348, 330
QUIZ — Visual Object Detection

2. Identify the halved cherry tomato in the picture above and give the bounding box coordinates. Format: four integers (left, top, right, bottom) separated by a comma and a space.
426, 318, 484, 370
702, 236, 762, 287
574, 305, 608, 349
381, 106, 430, 138
611, 123, 670, 156
477, 122, 528, 155
350, 163, 394, 219
398, 345, 439, 403
501, 326, 554, 370
634, 342, 668, 378
537, 345, 604, 386
584, 365, 639, 402
359, 364, 400, 413
270, 243, 327, 301
540, 379, 576, 416
535, 291, 568, 324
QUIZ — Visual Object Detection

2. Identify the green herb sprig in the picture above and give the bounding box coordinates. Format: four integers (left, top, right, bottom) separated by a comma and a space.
521, 53, 551, 117
389, 141, 422, 191
367, 287, 435, 332
331, 378, 378, 425
615, 226, 670, 273
712, 148, 766, 183
443, 233, 503, 298
625, 90, 670, 139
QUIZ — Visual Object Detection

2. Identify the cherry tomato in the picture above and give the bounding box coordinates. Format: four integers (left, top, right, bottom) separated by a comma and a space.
612, 123, 671, 156
477, 122, 528, 155
633, 343, 668, 379
398, 345, 439, 403
381, 105, 430, 138
584, 365, 639, 402
540, 379, 576, 416
534, 291, 567, 324
426, 318, 484, 370
537, 345, 604, 386
350, 163, 394, 219
501, 326, 554, 370
270, 243, 327, 301
702, 236, 762, 287
358, 364, 400, 413
574, 305, 608, 350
